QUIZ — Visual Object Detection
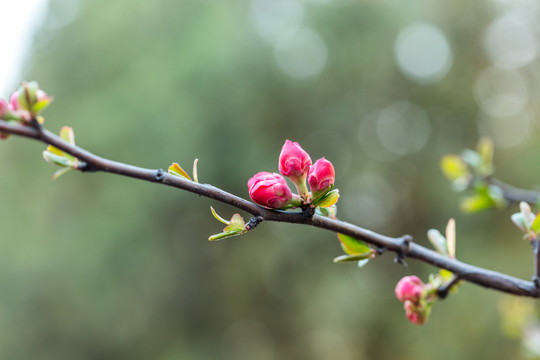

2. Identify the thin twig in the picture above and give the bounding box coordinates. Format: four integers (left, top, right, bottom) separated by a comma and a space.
1, 120, 539, 298
488, 178, 540, 205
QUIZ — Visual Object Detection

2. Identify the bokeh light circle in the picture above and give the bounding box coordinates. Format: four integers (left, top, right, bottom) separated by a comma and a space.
394, 22, 453, 84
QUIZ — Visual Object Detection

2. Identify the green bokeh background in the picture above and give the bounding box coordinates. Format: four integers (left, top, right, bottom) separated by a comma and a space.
1, 0, 539, 358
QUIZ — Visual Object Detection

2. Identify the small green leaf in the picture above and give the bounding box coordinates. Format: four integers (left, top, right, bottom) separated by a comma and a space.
315, 189, 339, 208
193, 158, 199, 183
33, 98, 53, 114
439, 269, 453, 282
224, 213, 245, 232
460, 194, 494, 213
446, 218, 456, 259
357, 259, 370, 268
440, 155, 468, 181
42, 151, 72, 167
461, 149, 482, 169
520, 201, 535, 230
477, 137, 494, 176
427, 229, 447, 255
51, 166, 72, 180
46, 144, 64, 157
532, 213, 540, 234
208, 229, 245, 241
487, 185, 505, 206
210, 206, 230, 225
337, 233, 372, 256
168, 163, 191, 180
333, 254, 372, 263
511, 212, 527, 232
477, 137, 493, 164
59, 126, 75, 145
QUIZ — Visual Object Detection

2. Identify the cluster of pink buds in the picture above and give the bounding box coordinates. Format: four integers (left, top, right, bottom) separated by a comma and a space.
247, 140, 338, 210
0, 81, 52, 126
394, 275, 435, 325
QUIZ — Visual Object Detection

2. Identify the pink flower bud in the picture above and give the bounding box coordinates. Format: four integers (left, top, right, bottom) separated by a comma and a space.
248, 172, 293, 209
308, 157, 335, 195
9, 91, 21, 111
278, 140, 312, 182
395, 275, 424, 303
0, 99, 8, 118
403, 300, 428, 325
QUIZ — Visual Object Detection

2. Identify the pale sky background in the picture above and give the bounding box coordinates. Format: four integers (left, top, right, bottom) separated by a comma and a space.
0, 0, 48, 97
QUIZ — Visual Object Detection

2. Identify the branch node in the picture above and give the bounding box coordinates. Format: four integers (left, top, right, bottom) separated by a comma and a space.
245, 216, 264, 230
401, 234, 413, 253
29, 117, 43, 132
78, 161, 97, 173
302, 204, 315, 218
154, 169, 165, 182
532, 276, 540, 289
376, 247, 386, 255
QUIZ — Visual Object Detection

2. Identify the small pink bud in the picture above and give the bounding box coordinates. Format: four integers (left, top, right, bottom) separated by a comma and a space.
403, 300, 428, 325
395, 275, 424, 303
9, 91, 20, 111
0, 99, 8, 118
308, 157, 335, 195
248, 171, 293, 209
278, 140, 312, 182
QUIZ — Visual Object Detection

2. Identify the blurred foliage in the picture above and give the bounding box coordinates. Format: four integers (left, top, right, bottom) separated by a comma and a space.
1, 0, 540, 358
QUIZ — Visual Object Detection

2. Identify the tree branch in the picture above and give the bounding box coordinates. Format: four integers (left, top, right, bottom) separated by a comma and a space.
1, 119, 539, 298
488, 178, 540, 205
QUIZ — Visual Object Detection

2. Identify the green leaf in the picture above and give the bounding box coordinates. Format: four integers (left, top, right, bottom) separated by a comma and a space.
446, 218, 456, 259
210, 206, 230, 225
315, 189, 339, 208
337, 233, 372, 256
460, 194, 494, 213
208, 229, 245, 241
59, 126, 75, 145
333, 254, 372, 263
193, 158, 199, 183
511, 213, 527, 232
440, 269, 453, 282
42, 151, 72, 167
46, 144, 64, 157
224, 213, 245, 232
427, 229, 447, 255
461, 149, 481, 169
477, 137, 494, 176
532, 213, 540, 234
487, 185, 505, 206
168, 163, 191, 180
520, 201, 535, 230
33, 98, 52, 114
51, 166, 72, 180
440, 155, 468, 181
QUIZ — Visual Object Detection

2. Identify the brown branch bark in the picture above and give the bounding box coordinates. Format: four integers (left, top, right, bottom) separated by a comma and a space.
1, 119, 539, 298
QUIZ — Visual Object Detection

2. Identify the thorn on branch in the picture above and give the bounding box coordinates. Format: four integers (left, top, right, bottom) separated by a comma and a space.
245, 216, 264, 230
154, 169, 165, 182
